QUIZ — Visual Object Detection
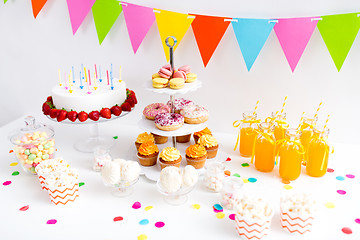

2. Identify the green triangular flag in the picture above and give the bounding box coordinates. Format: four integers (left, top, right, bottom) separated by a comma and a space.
317, 13, 360, 71
4, 0, 8, 3
92, 0, 123, 45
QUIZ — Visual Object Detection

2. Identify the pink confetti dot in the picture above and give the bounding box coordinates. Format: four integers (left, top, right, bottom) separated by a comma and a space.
132, 201, 141, 209
3, 181, 11, 186
346, 174, 355, 179
341, 227, 352, 234
337, 190, 346, 195
229, 214, 235, 220
46, 219, 57, 225
19, 205, 29, 211
327, 168, 334, 173
355, 218, 360, 224
155, 221, 165, 228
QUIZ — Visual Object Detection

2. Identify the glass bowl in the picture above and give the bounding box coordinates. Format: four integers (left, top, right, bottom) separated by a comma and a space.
103, 177, 139, 197
156, 180, 195, 205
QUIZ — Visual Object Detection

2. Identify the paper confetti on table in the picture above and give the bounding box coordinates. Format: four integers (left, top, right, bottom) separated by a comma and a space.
113, 216, 124, 222
233, 173, 241, 178
3, 181, 11, 186
19, 205, 29, 211
216, 212, 225, 219
346, 174, 355, 179
341, 227, 352, 234
46, 219, 57, 224
192, 204, 201, 209
10, 162, 18, 166
137, 234, 148, 240
337, 190, 346, 195
229, 214, 236, 220
132, 201, 141, 209
336, 176, 345, 181
241, 163, 250, 167
283, 185, 293, 190
113, 136, 118, 139
327, 168, 334, 173
155, 221, 165, 228
12, 171, 19, 176
9, 150, 14, 153
243, 178, 249, 183
213, 204, 223, 211
248, 177, 257, 183
281, 179, 290, 184
144, 206, 153, 211
139, 219, 149, 225
355, 218, 360, 224
224, 170, 231, 176
325, 202, 335, 208
79, 182, 85, 187
226, 157, 231, 161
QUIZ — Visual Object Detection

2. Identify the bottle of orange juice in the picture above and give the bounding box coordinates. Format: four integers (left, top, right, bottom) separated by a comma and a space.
253, 122, 276, 172
306, 126, 331, 177
278, 128, 304, 181
300, 115, 318, 163
271, 112, 288, 141
239, 112, 259, 157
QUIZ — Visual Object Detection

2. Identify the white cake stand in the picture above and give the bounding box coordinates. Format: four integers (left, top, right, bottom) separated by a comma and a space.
47, 109, 133, 153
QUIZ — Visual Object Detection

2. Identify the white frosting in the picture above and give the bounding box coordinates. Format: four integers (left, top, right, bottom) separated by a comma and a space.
280, 192, 317, 216
235, 196, 273, 221
52, 79, 126, 112
101, 161, 121, 185
159, 166, 182, 193
181, 165, 198, 188
121, 160, 141, 182
180, 105, 208, 118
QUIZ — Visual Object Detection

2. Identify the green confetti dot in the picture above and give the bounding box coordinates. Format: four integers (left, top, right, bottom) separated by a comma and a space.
233, 173, 241, 177
79, 182, 85, 187
113, 136, 118, 139
241, 163, 250, 167
12, 171, 20, 176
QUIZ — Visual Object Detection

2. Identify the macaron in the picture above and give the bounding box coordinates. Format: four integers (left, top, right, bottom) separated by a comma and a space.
186, 73, 197, 83
178, 65, 191, 74
173, 70, 187, 80
158, 67, 172, 79
169, 78, 185, 89
152, 73, 161, 79
152, 78, 169, 88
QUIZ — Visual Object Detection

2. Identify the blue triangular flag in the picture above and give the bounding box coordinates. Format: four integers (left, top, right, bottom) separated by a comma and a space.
232, 18, 276, 71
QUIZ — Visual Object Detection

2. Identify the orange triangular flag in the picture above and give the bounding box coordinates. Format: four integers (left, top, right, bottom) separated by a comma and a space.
31, 0, 48, 19
191, 14, 231, 67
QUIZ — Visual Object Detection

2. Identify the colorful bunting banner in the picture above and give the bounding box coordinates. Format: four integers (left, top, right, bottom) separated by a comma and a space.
191, 15, 231, 67
4, 0, 7, 3
274, 17, 319, 72
232, 19, 276, 71
66, 0, 96, 35
31, 0, 48, 19
122, 2, 155, 54
317, 13, 360, 71
154, 9, 194, 61
92, 0, 122, 44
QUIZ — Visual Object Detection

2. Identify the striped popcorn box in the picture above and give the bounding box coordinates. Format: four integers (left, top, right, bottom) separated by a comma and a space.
35, 158, 69, 190
235, 215, 272, 240
280, 208, 314, 234
45, 168, 79, 205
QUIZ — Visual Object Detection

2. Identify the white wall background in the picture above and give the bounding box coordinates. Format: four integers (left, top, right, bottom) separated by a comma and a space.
1, 0, 360, 144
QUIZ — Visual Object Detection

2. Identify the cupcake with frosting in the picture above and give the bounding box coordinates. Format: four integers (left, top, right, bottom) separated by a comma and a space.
198, 134, 218, 159
137, 141, 159, 166
159, 147, 182, 169
185, 144, 207, 169
135, 132, 155, 150
193, 127, 212, 143
152, 133, 168, 144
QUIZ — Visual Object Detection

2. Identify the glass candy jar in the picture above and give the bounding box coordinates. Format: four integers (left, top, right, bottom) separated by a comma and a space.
203, 162, 225, 192
93, 146, 112, 171
220, 176, 244, 210
9, 116, 55, 174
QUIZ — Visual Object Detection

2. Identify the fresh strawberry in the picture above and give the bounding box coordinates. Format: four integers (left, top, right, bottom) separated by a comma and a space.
78, 111, 88, 122
100, 108, 111, 119
57, 110, 68, 122
126, 98, 135, 108
46, 96, 53, 104
111, 105, 122, 116
42, 102, 51, 115
130, 90, 136, 97
89, 111, 100, 121
131, 94, 137, 104
67, 111, 78, 122
121, 102, 131, 111
49, 109, 59, 119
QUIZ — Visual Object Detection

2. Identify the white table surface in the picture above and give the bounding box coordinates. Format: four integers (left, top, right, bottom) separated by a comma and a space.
1, 114, 359, 240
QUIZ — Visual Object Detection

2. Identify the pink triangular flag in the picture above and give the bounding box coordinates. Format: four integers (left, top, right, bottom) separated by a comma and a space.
274, 17, 319, 72
122, 2, 155, 53
66, 0, 96, 35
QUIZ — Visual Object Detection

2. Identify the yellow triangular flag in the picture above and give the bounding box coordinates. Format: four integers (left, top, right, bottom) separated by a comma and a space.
154, 9, 194, 61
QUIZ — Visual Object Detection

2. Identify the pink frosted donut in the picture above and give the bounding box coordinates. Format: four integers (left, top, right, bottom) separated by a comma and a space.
143, 103, 171, 120
180, 105, 209, 124
167, 98, 194, 113
154, 113, 184, 131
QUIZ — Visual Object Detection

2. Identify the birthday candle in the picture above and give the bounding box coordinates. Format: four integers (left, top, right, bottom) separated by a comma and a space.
81, 64, 84, 79
107, 70, 110, 85
88, 69, 92, 86
72, 66, 75, 83
69, 73, 73, 93
79, 72, 83, 89
95, 64, 98, 79
58, 69, 62, 86
84, 67, 88, 82
93, 71, 97, 90
119, 66, 122, 82
99, 66, 102, 82
64, 73, 68, 90
110, 67, 114, 90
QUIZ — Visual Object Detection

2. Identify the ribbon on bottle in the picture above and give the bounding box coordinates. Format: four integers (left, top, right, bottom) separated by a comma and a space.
275, 139, 305, 165
233, 119, 261, 151
250, 130, 276, 164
